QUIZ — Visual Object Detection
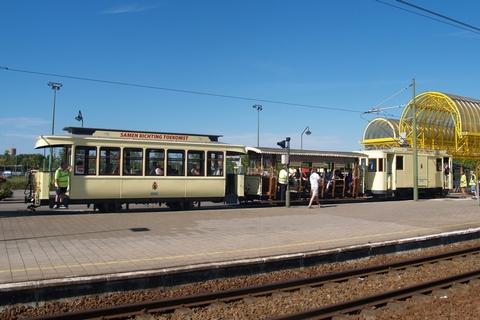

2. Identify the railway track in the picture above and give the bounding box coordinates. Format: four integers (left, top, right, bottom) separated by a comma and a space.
29, 246, 480, 320
272, 268, 480, 320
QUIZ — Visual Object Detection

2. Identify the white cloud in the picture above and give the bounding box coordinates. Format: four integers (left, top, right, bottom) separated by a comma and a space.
100, 4, 158, 15
0, 117, 49, 129
1, 133, 37, 140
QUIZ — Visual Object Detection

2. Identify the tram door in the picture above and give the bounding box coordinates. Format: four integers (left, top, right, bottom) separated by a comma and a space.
387, 154, 394, 190
418, 155, 428, 187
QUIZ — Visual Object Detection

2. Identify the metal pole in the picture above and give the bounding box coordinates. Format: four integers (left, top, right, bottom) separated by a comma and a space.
257, 108, 260, 147
252, 105, 262, 147
412, 78, 419, 201
51, 89, 56, 135
48, 88, 56, 174
286, 137, 291, 207
47, 82, 62, 174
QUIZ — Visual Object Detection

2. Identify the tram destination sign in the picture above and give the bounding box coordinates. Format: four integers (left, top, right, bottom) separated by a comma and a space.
92, 129, 214, 143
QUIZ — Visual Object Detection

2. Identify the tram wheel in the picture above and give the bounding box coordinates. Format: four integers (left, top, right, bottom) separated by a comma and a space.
182, 201, 194, 210
95, 201, 122, 213
166, 201, 182, 211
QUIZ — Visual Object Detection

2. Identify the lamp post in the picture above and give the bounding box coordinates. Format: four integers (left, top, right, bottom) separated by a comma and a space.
252, 104, 263, 147
277, 137, 291, 207
48, 82, 62, 174
75, 110, 84, 127
411, 78, 418, 201
48, 82, 62, 135
301, 126, 312, 149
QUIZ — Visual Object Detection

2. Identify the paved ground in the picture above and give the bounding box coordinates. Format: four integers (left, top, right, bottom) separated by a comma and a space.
0, 196, 480, 285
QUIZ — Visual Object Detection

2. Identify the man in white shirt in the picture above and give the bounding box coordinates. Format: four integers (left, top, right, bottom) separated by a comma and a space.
308, 168, 321, 208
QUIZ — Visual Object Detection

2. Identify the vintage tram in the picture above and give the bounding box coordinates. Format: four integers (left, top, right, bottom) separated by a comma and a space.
25, 127, 453, 212
26, 127, 245, 212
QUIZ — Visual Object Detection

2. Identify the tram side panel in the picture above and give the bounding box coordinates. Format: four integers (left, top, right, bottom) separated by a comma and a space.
363, 149, 449, 199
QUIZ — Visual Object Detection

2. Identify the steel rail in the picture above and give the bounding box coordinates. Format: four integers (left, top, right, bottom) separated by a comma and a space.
28, 246, 480, 320
271, 268, 480, 320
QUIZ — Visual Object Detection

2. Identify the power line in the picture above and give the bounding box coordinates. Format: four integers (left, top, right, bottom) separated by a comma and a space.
375, 0, 480, 35
0, 65, 362, 114
395, 0, 480, 33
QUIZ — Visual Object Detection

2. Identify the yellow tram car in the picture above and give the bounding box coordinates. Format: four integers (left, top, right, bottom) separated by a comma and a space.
27, 127, 245, 211
362, 148, 452, 198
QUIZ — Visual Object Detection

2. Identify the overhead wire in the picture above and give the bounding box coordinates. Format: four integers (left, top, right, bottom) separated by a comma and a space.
375, 0, 480, 35
395, 0, 480, 33
360, 84, 412, 147
0, 65, 362, 113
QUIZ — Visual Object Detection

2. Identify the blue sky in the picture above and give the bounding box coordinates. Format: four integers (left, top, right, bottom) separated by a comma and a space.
1, 0, 479, 154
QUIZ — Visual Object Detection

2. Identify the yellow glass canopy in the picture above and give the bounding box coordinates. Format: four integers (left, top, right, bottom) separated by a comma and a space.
362, 91, 480, 159
362, 118, 402, 149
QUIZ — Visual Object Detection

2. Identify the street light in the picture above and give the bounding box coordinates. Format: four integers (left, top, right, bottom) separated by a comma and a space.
75, 110, 84, 127
411, 78, 418, 201
48, 82, 62, 135
252, 104, 263, 147
277, 137, 291, 207
301, 126, 312, 149
48, 81, 62, 174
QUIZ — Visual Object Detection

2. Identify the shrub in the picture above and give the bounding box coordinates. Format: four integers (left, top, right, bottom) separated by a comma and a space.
0, 177, 13, 200
7, 175, 28, 190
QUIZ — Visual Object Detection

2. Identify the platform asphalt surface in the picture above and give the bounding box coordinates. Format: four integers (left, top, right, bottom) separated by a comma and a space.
1, 194, 480, 286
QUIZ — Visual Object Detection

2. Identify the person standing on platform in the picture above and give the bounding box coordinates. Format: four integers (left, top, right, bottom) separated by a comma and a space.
278, 166, 288, 201
54, 162, 70, 209
308, 168, 321, 208
470, 172, 477, 196
460, 172, 467, 194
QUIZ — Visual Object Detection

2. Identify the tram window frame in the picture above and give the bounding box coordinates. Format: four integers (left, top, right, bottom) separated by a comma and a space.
396, 156, 404, 170
436, 158, 443, 171
187, 151, 205, 176
207, 151, 224, 176
74, 146, 97, 175
167, 150, 185, 176
146, 149, 165, 176
123, 148, 143, 176
99, 147, 121, 176
368, 159, 377, 172
378, 158, 384, 172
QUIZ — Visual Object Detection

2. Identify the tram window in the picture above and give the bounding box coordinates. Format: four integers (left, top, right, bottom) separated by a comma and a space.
207, 151, 224, 176
123, 148, 143, 176
378, 158, 384, 172
99, 147, 120, 175
167, 150, 185, 176
187, 151, 205, 176
368, 159, 377, 172
436, 158, 443, 171
396, 156, 404, 170
75, 147, 97, 175
146, 149, 165, 176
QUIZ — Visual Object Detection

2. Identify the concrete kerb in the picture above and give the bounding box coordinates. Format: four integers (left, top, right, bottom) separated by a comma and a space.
2, 227, 480, 306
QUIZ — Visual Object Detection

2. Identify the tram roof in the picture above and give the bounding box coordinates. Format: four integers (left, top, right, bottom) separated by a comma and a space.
246, 147, 365, 159
63, 127, 222, 142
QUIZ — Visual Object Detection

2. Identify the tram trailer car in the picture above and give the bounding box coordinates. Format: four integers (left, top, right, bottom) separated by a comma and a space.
362, 148, 452, 199
26, 127, 246, 212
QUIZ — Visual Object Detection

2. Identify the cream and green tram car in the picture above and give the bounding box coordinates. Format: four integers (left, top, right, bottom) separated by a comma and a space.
27, 127, 246, 212
362, 148, 452, 199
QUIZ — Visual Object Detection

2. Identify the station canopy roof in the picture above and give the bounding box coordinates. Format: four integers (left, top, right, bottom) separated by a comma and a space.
362, 118, 401, 149
246, 147, 365, 163
362, 91, 480, 159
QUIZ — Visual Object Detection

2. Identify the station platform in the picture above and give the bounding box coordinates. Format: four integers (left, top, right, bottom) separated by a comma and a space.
1, 196, 480, 303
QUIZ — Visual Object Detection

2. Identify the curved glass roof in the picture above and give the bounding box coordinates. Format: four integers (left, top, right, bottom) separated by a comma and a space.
362, 91, 480, 158
361, 118, 401, 149
363, 118, 399, 140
